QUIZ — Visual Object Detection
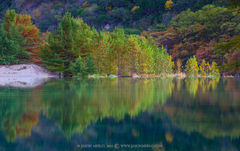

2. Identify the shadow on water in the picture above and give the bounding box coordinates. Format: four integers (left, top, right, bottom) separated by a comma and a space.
0, 78, 239, 150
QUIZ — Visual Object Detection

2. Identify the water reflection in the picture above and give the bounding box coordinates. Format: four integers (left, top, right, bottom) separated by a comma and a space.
0, 78, 239, 150
40, 78, 174, 137
165, 78, 240, 139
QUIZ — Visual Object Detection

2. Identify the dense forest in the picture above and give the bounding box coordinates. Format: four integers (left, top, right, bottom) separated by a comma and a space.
0, 0, 239, 76
0, 0, 220, 31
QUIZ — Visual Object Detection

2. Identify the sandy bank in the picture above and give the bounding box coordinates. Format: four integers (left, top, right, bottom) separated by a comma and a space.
0, 64, 58, 88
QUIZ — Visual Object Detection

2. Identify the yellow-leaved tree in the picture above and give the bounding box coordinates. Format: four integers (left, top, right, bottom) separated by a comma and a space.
165, 0, 173, 10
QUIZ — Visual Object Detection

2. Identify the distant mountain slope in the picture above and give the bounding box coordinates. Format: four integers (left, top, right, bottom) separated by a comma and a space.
0, 0, 217, 32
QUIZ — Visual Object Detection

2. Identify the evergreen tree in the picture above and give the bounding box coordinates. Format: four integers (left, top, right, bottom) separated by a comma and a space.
41, 13, 97, 75
0, 24, 27, 65
86, 56, 97, 75
41, 12, 80, 74
70, 56, 87, 77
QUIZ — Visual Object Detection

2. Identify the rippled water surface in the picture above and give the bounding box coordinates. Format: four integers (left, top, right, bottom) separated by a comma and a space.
0, 78, 239, 151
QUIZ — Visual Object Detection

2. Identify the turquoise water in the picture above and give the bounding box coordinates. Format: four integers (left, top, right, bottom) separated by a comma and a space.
0, 78, 239, 151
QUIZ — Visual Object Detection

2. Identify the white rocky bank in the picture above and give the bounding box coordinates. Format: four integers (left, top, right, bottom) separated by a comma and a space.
0, 64, 58, 88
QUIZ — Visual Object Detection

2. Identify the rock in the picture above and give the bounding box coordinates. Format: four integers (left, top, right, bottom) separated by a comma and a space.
0, 64, 58, 88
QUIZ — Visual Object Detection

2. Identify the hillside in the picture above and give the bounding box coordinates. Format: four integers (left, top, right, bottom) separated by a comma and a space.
0, 0, 218, 32
0, 0, 239, 75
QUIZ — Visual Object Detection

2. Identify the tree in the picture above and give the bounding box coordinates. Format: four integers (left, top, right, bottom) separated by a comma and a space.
185, 56, 199, 77
176, 59, 182, 73
41, 13, 98, 75
154, 46, 174, 74
0, 24, 27, 65
15, 13, 41, 63
150, 5, 240, 74
199, 59, 208, 76
214, 34, 240, 74
165, 0, 173, 10
3, 10, 41, 64
70, 56, 88, 76
41, 12, 80, 74
210, 62, 220, 77
86, 56, 97, 75
4, 9, 16, 32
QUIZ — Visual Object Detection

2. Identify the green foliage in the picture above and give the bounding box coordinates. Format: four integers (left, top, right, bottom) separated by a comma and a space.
214, 34, 240, 74
154, 46, 174, 74
4, 9, 16, 30
185, 56, 199, 77
40, 78, 174, 137
0, 88, 30, 142
41, 13, 97, 75
185, 57, 220, 77
169, 5, 236, 39
70, 56, 88, 77
0, 0, 216, 32
70, 56, 97, 77
152, 5, 240, 74
86, 56, 97, 75
0, 24, 27, 65
41, 12, 175, 76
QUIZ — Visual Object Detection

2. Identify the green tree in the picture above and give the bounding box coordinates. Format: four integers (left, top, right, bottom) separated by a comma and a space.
185, 56, 199, 77
4, 9, 16, 32
214, 34, 240, 74
41, 12, 80, 74
86, 56, 97, 75
154, 46, 174, 74
0, 24, 27, 64
41, 13, 97, 76
70, 56, 87, 77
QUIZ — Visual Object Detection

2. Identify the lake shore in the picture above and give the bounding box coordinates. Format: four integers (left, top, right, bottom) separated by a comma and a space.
0, 64, 238, 88
0, 64, 58, 88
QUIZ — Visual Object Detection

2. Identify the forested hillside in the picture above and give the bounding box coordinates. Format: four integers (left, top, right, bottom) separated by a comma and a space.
149, 5, 240, 74
0, 0, 239, 76
0, 0, 219, 32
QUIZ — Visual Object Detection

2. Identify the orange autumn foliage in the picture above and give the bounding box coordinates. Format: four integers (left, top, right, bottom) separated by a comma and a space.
16, 14, 41, 64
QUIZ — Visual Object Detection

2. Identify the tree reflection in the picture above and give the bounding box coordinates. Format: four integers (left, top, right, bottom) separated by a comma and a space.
165, 78, 240, 139
41, 78, 174, 137
0, 78, 239, 144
